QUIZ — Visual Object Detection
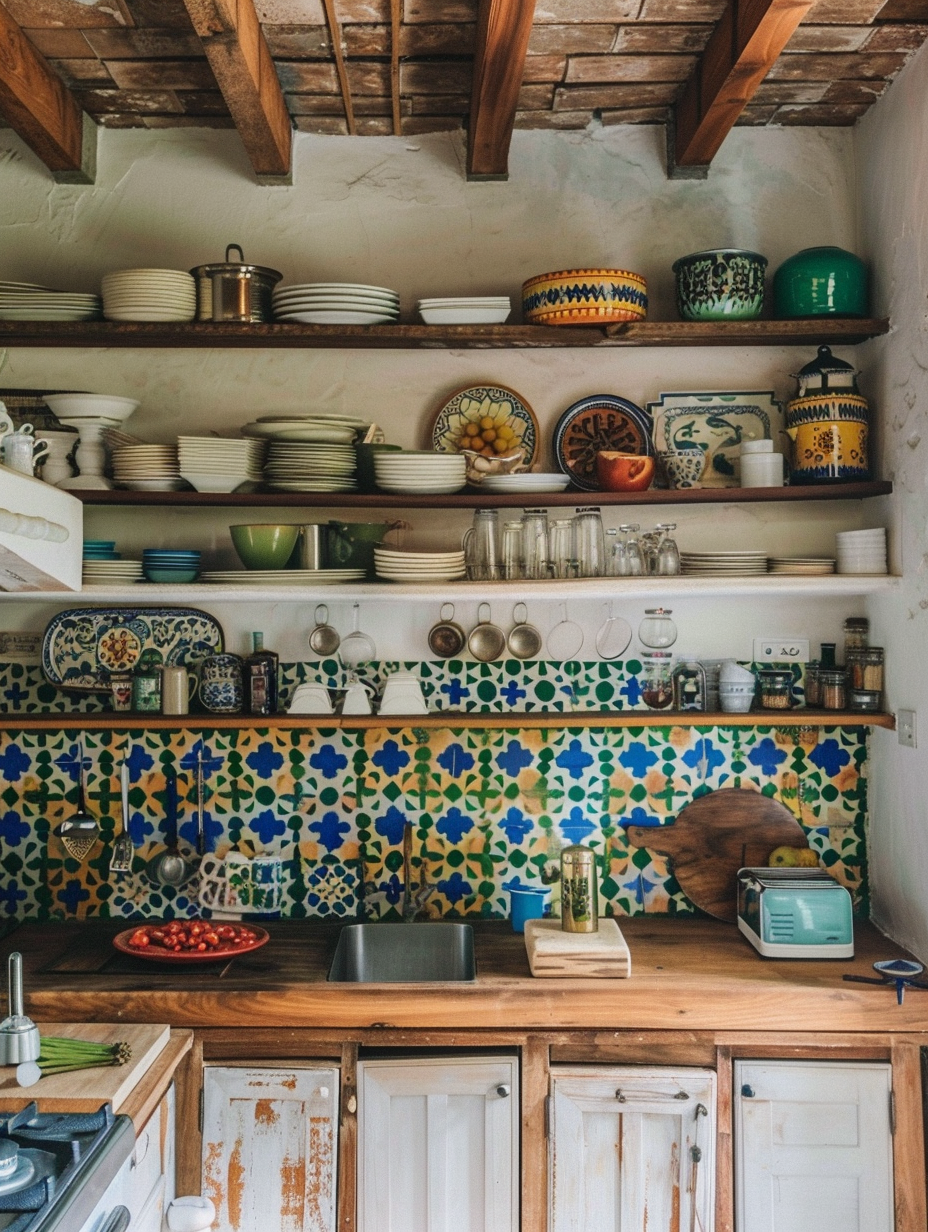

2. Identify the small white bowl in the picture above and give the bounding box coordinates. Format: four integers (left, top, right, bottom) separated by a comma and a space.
720, 694, 754, 713
45, 393, 140, 422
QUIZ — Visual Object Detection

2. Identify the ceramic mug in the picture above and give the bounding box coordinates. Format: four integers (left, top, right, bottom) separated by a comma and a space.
2, 425, 49, 476
199, 853, 283, 916
199, 653, 244, 713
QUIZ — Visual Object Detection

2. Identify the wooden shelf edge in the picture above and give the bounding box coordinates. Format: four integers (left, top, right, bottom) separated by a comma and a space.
76, 481, 894, 509
0, 318, 891, 349
0, 710, 895, 730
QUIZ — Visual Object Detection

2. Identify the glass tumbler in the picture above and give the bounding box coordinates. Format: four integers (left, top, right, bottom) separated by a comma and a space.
655, 522, 681, 575
501, 520, 524, 580
521, 508, 550, 580
462, 508, 500, 581
615, 524, 645, 576
574, 507, 605, 577
549, 519, 575, 579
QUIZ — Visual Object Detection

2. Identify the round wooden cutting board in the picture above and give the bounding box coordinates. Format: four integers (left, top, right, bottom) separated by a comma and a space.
625, 788, 808, 922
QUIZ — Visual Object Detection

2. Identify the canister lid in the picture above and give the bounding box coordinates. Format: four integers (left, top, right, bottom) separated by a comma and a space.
741, 439, 774, 454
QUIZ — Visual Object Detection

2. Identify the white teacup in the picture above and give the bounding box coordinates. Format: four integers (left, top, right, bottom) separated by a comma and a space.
198, 853, 283, 917
2, 425, 49, 477
288, 682, 334, 715
379, 672, 428, 716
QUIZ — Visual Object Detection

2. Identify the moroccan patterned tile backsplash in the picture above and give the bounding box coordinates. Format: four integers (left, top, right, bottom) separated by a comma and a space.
0, 720, 868, 924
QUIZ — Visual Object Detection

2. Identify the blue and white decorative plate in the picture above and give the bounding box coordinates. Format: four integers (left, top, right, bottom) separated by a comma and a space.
431, 383, 539, 466
553, 394, 654, 491
42, 607, 225, 693
647, 391, 783, 487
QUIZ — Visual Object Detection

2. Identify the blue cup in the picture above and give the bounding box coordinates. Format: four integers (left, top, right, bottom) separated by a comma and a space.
508, 885, 552, 933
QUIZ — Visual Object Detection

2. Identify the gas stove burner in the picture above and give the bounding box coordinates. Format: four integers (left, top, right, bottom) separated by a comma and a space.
1, 1106, 112, 1145
0, 1143, 34, 1198
0, 1150, 55, 1209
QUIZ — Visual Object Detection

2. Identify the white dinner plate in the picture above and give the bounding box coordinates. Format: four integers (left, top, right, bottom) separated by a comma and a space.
274, 310, 398, 325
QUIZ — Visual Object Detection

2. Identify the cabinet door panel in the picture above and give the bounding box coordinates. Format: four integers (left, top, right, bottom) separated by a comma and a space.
358, 1057, 519, 1232
734, 1060, 893, 1232
202, 1066, 339, 1232
549, 1066, 717, 1232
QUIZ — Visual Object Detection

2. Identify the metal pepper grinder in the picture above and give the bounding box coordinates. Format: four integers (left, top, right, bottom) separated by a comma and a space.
560, 844, 599, 933
0, 952, 41, 1065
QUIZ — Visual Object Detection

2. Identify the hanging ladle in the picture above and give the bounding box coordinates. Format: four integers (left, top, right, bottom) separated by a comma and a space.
54, 740, 100, 862
145, 774, 196, 888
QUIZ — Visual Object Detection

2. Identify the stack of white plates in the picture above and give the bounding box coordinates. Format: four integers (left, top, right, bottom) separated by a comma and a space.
241, 413, 366, 444
479, 472, 571, 494
273, 283, 400, 326
836, 528, 888, 574
680, 551, 769, 575
201, 568, 365, 586
417, 297, 511, 325
82, 559, 144, 584
112, 444, 185, 492
374, 451, 467, 495
0, 281, 101, 321
374, 548, 467, 582
177, 436, 265, 493
768, 557, 836, 575
101, 269, 197, 322
264, 441, 358, 492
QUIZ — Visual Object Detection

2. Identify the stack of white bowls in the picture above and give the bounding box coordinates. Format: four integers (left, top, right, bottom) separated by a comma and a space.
718, 661, 757, 713
374, 547, 466, 583
836, 528, 888, 575
111, 443, 184, 491
417, 296, 511, 325
272, 283, 399, 325
101, 269, 197, 322
177, 436, 265, 493
374, 451, 467, 495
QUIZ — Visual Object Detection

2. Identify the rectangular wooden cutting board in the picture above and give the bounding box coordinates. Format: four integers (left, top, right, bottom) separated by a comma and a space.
525, 919, 632, 978
0, 1022, 170, 1112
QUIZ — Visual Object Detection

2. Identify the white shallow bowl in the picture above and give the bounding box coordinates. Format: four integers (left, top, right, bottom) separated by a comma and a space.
105, 309, 197, 322
179, 473, 254, 493
45, 393, 140, 421
276, 310, 398, 325
419, 307, 511, 324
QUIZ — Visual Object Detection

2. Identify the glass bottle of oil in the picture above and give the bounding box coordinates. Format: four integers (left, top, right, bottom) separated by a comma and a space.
245, 631, 278, 716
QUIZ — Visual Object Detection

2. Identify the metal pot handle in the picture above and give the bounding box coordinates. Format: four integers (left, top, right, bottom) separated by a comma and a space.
225, 243, 245, 263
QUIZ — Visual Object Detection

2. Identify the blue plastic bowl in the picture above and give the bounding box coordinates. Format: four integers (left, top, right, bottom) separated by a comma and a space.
144, 566, 200, 583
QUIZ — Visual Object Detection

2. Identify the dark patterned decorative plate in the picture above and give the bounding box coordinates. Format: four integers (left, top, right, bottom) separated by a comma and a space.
553, 395, 654, 491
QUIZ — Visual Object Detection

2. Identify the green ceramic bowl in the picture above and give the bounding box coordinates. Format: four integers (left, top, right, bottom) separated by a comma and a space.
773, 247, 869, 318
672, 249, 767, 321
230, 523, 300, 570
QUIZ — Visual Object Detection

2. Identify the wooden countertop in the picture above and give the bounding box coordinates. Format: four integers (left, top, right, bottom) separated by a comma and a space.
2, 918, 924, 1034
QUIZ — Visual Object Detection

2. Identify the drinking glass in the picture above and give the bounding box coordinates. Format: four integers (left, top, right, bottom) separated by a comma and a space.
462, 508, 500, 581
521, 508, 549, 580
574, 507, 605, 577
549, 520, 574, 579
640, 528, 661, 575
655, 522, 681, 575
501, 520, 524, 580
615, 524, 645, 576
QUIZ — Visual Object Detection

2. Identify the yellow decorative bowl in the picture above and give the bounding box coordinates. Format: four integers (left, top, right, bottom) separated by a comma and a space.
522, 267, 647, 326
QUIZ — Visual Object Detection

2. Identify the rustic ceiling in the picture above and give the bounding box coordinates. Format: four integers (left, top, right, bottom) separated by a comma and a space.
1, 0, 927, 182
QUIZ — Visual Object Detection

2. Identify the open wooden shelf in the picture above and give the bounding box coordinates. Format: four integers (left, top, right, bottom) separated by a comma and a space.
0, 318, 890, 349
76, 480, 893, 510
0, 710, 894, 730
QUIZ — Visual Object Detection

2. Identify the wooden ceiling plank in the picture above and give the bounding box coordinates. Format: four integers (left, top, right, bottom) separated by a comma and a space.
0, 4, 95, 181
390, 0, 402, 133
320, 0, 357, 134
673, 0, 817, 171
467, 0, 539, 180
180, 0, 292, 181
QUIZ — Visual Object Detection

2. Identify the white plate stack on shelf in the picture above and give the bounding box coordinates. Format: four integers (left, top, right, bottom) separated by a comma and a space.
82, 542, 143, 586
479, 472, 571, 494
0, 281, 101, 321
101, 269, 197, 322
768, 557, 836, 576
374, 547, 467, 582
680, 550, 769, 575
272, 283, 400, 326
836, 528, 888, 574
241, 414, 367, 445
416, 297, 511, 325
111, 443, 185, 491
177, 436, 265, 493
374, 450, 467, 495
201, 568, 366, 587
263, 441, 357, 492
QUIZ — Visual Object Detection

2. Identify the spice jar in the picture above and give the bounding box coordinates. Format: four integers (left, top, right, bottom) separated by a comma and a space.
846, 646, 884, 693
820, 669, 847, 710
843, 617, 869, 660
641, 651, 674, 709
672, 660, 706, 711
850, 689, 882, 712
758, 670, 794, 710
804, 660, 822, 706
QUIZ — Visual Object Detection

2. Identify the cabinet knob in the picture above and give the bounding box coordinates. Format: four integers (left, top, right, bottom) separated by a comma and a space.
741, 1084, 755, 1098
495, 1084, 511, 1098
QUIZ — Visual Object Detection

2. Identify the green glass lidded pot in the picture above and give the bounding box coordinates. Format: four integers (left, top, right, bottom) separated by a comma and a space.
773, 246, 869, 318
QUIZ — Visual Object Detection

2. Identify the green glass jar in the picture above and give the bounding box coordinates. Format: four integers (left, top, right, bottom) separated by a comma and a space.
773, 247, 869, 318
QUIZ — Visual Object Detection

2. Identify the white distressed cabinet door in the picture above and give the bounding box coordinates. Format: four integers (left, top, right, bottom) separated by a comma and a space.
549, 1066, 717, 1232
201, 1065, 339, 1232
735, 1060, 894, 1232
357, 1056, 519, 1232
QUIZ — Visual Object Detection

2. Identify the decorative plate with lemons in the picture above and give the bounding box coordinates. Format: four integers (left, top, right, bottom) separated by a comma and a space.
431, 383, 539, 466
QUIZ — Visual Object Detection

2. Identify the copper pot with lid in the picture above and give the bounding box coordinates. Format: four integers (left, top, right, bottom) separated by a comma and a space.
190, 244, 283, 323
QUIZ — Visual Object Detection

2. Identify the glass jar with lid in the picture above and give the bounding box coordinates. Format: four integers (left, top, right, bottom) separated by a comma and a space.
672, 660, 706, 711
758, 669, 794, 710
820, 669, 847, 710
641, 652, 674, 710
638, 608, 678, 649
843, 617, 869, 660
804, 660, 822, 707
846, 646, 884, 693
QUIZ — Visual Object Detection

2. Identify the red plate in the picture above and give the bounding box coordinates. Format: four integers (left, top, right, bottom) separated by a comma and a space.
113, 921, 270, 963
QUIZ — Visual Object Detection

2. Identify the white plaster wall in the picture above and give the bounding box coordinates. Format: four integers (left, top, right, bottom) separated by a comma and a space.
0, 121, 868, 657
857, 43, 928, 958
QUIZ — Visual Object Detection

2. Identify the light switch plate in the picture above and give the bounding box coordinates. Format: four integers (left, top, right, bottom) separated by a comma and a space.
753, 637, 810, 663
898, 709, 917, 748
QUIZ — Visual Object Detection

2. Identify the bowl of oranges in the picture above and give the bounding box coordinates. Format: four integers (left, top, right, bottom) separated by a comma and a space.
430, 383, 539, 480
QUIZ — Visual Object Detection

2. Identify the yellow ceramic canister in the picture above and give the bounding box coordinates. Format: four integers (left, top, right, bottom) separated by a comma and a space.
522, 268, 647, 326
785, 392, 869, 484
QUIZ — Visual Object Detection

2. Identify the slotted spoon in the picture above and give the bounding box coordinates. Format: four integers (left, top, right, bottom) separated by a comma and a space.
109, 760, 134, 874
54, 742, 100, 862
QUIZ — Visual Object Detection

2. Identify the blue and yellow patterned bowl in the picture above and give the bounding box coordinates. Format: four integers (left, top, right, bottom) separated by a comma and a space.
522, 268, 647, 326
672, 249, 767, 321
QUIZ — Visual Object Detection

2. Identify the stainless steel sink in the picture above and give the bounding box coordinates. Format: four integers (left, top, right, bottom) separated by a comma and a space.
327, 922, 476, 983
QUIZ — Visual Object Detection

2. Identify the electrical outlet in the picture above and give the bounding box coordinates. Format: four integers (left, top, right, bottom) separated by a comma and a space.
898, 709, 917, 748
752, 638, 810, 663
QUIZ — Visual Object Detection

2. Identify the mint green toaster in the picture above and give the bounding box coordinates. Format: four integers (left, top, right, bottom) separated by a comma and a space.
737, 867, 854, 959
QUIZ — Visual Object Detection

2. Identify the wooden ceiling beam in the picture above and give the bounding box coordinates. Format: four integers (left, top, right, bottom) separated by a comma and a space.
672, 0, 816, 173
467, 0, 538, 181
0, 4, 95, 183
181, 0, 292, 183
